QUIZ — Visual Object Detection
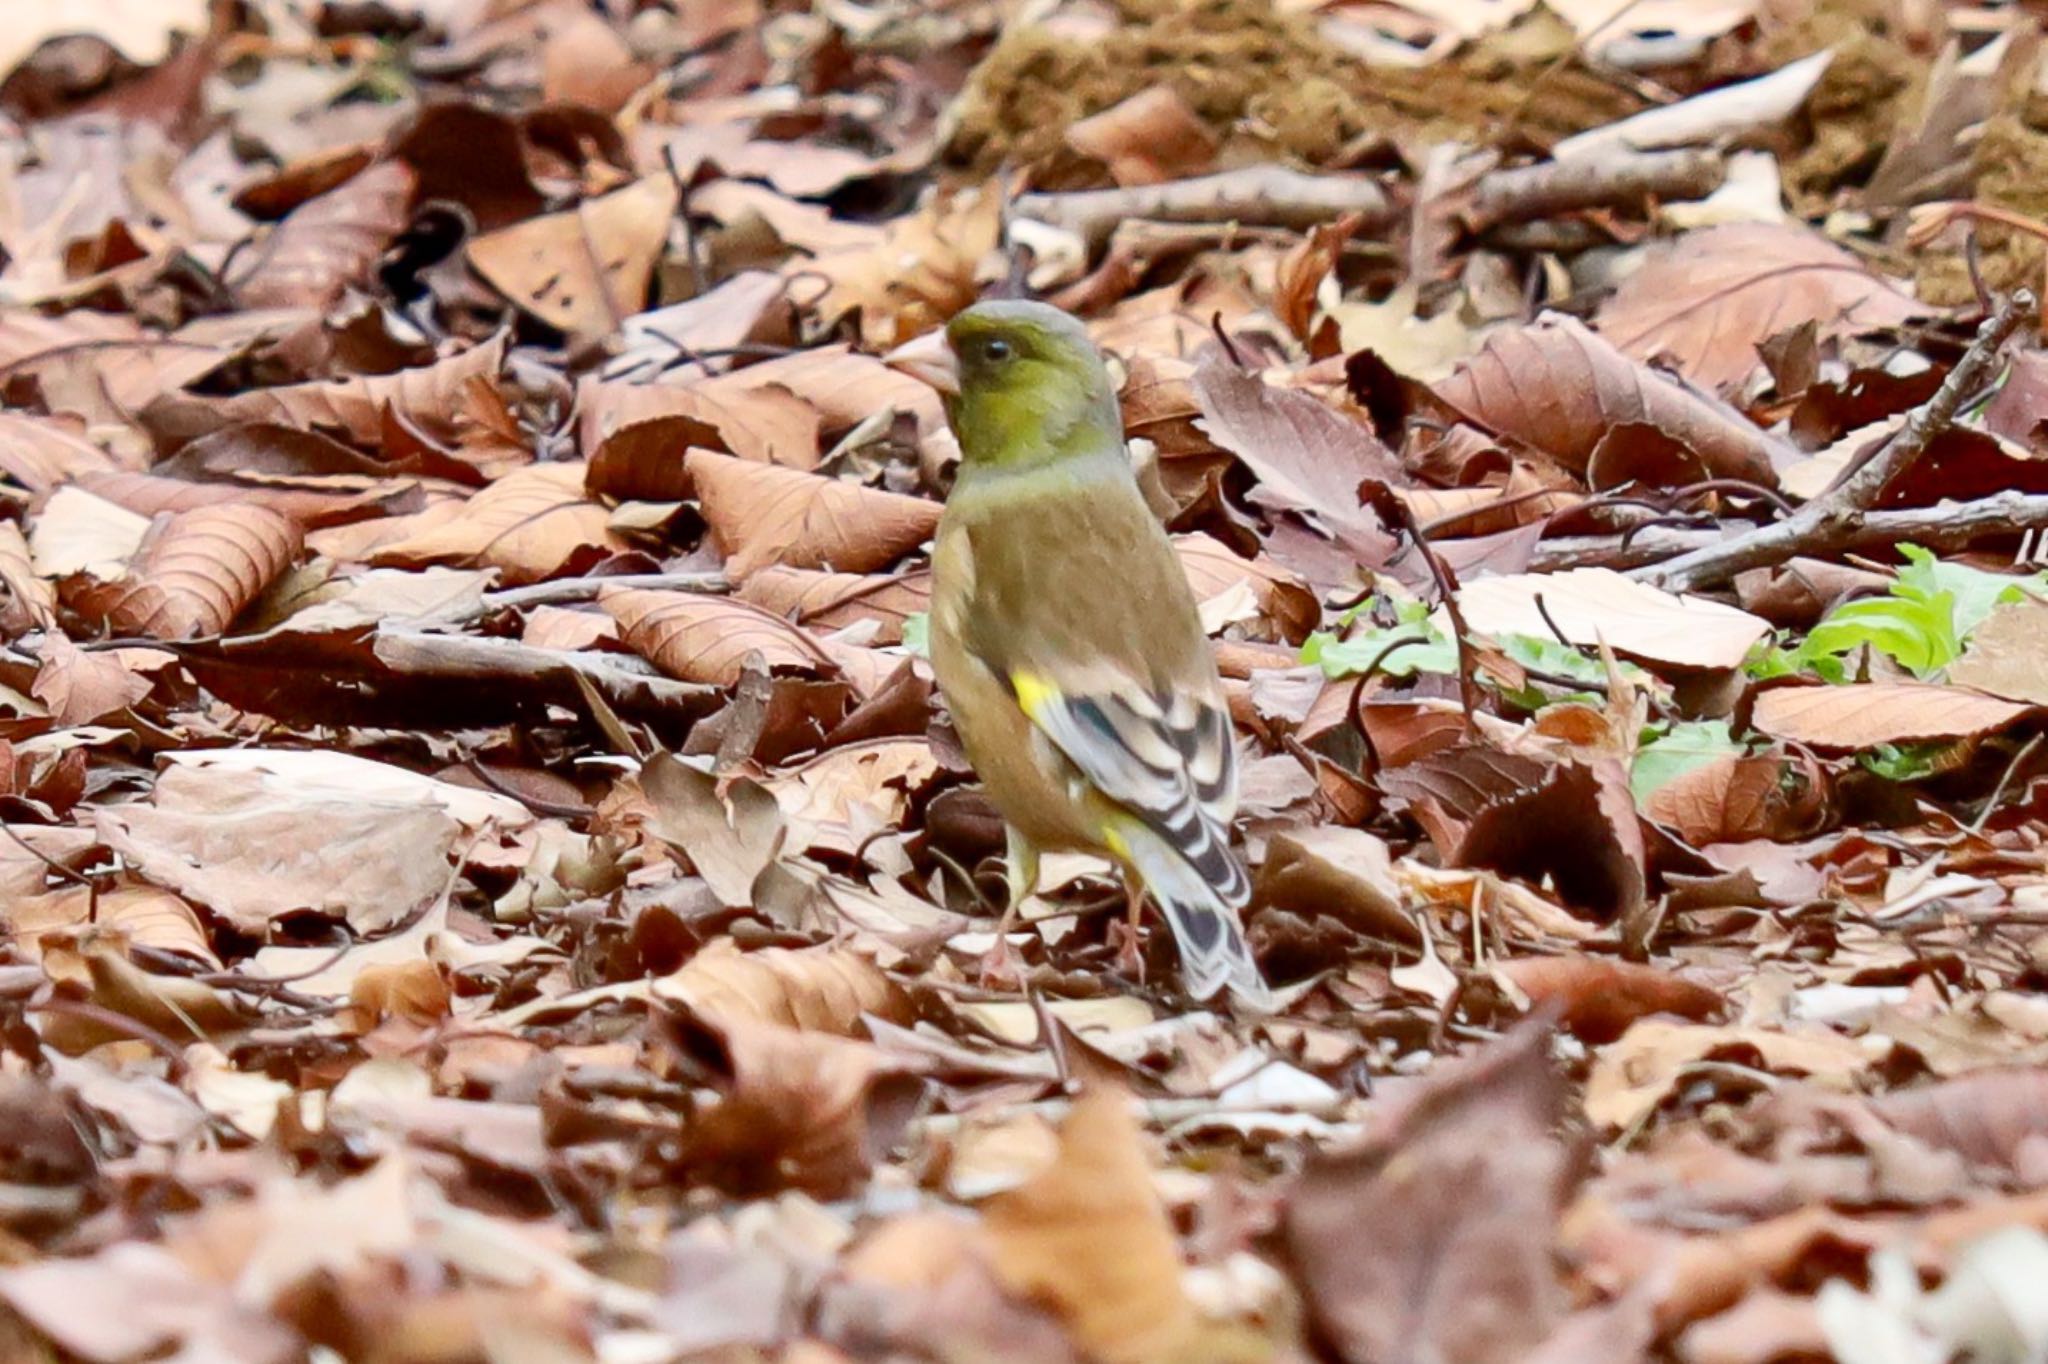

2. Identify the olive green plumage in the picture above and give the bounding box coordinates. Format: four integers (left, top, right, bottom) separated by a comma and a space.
922, 300, 1271, 1008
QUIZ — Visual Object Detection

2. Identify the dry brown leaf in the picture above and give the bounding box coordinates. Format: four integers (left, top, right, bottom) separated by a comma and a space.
469, 176, 679, 347
144, 334, 507, 453
603, 586, 837, 685
980, 1089, 1198, 1364
1284, 1021, 1572, 1364
1456, 568, 1771, 670
1192, 352, 1400, 571
1595, 223, 1932, 391
686, 449, 940, 580
1064, 86, 1218, 187
1584, 1018, 1872, 1129
1750, 683, 2035, 749
804, 186, 1004, 347
1643, 751, 1827, 844
0, 519, 56, 636
733, 566, 932, 645
580, 376, 823, 470
1174, 532, 1319, 645
666, 1006, 912, 1197
62, 503, 304, 640
655, 940, 909, 1034
1947, 594, 2048, 704
0, 413, 125, 492
373, 462, 626, 584
1494, 956, 1723, 1043
1436, 314, 1785, 483
229, 160, 417, 311
33, 633, 151, 723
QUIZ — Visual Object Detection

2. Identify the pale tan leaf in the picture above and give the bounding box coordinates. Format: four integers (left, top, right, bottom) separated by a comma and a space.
1456, 567, 1770, 670
1437, 314, 1784, 483
651, 939, 909, 1034
579, 376, 822, 471
981, 1089, 1198, 1364
63, 504, 304, 640
469, 176, 679, 347
1596, 223, 1932, 390
371, 462, 626, 584
0, 519, 56, 635
733, 566, 931, 644
685, 450, 940, 580
33, 633, 150, 723
1751, 683, 2035, 749
601, 586, 836, 684
1173, 532, 1319, 645
229, 160, 417, 311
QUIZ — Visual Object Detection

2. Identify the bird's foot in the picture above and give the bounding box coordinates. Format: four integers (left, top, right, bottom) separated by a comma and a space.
977, 934, 1027, 990
1109, 918, 1147, 982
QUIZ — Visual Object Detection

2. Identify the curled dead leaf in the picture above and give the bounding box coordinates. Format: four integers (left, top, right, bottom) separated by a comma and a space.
733, 566, 931, 645
62, 503, 304, 640
1494, 956, 1723, 1042
373, 463, 626, 584
686, 449, 941, 580
657, 940, 910, 1034
602, 585, 838, 685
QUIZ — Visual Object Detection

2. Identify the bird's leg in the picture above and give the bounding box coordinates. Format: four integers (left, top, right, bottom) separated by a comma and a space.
1110, 876, 1147, 981
978, 827, 1039, 987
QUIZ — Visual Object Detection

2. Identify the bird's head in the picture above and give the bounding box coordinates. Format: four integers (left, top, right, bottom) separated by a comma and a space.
887, 301, 1122, 470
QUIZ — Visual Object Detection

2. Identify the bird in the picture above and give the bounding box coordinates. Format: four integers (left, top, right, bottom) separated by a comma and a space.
886, 300, 1274, 1010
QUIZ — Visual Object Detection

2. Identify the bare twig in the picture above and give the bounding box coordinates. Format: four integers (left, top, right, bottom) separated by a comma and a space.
1629, 290, 2037, 592
1467, 148, 1725, 231
1014, 167, 1395, 252
482, 572, 730, 612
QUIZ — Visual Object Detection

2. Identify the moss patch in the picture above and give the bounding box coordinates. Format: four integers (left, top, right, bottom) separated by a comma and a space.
1757, 0, 1920, 209
1915, 95, 2048, 307
944, 0, 1641, 184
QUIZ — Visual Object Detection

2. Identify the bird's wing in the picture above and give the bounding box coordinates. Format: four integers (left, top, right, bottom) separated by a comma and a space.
1008, 666, 1247, 906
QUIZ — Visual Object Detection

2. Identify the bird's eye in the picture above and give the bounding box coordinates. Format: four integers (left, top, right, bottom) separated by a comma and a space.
982, 338, 1013, 363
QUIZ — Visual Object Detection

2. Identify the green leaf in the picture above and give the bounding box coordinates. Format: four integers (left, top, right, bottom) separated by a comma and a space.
1631, 720, 1744, 804
902, 611, 930, 659
1858, 740, 1952, 782
1302, 623, 1457, 679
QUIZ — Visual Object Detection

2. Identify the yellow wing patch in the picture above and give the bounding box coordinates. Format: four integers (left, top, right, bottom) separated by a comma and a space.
1009, 669, 1060, 723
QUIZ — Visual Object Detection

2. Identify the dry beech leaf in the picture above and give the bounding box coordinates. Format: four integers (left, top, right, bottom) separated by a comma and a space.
1584, 1017, 1871, 1130
583, 416, 707, 502
602, 586, 837, 685
229, 160, 417, 311
1064, 86, 1218, 187
0, 519, 56, 635
1284, 1021, 1573, 1364
1947, 594, 2048, 704
1750, 683, 2035, 749
659, 940, 909, 1034
1455, 567, 1771, 670
686, 450, 941, 580
469, 175, 680, 347
1493, 956, 1723, 1042
33, 633, 151, 723
1436, 314, 1784, 484
580, 376, 823, 470
1173, 532, 1319, 645
980, 1088, 1198, 1364
0, 413, 124, 493
665, 1005, 914, 1197
143, 334, 506, 452
63, 504, 304, 640
1643, 751, 1827, 845
805, 186, 1004, 347
1595, 223, 1931, 391
1192, 352, 1400, 570
372, 462, 626, 584
733, 566, 932, 645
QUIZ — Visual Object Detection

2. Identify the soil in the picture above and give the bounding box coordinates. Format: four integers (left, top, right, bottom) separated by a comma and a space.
943, 0, 1642, 186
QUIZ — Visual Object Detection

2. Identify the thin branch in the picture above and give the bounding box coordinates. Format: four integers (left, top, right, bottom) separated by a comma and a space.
1629, 290, 2037, 592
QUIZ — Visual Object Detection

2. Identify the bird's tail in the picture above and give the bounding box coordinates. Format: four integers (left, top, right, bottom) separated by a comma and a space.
1106, 815, 1274, 1012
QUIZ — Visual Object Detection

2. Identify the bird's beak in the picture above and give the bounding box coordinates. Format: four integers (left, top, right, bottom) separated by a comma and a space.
884, 329, 961, 396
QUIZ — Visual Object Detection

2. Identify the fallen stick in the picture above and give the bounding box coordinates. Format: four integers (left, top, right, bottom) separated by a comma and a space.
1629, 290, 2037, 593
1013, 166, 1396, 251
1467, 147, 1726, 231
1535, 490, 2048, 572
